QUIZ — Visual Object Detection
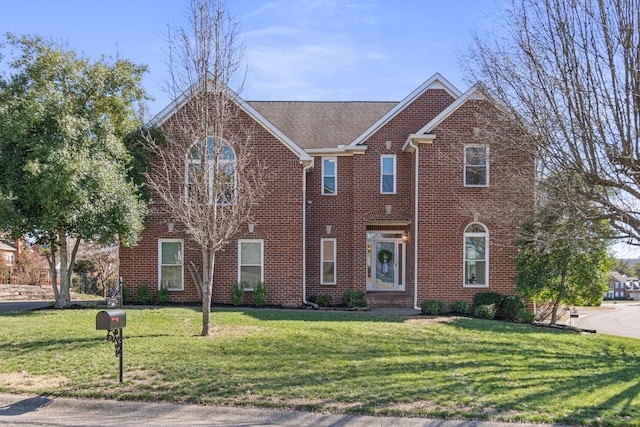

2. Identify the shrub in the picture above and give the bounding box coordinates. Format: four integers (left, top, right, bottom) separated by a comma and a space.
515, 308, 536, 323
474, 303, 496, 319
450, 300, 471, 315
316, 293, 332, 307
231, 281, 245, 306
421, 299, 446, 315
136, 283, 152, 304
122, 285, 129, 303
342, 289, 367, 308
473, 292, 504, 307
157, 284, 169, 304
253, 281, 267, 307
501, 295, 525, 321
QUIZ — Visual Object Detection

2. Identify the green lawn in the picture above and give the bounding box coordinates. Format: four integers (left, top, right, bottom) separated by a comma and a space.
1, 306, 639, 426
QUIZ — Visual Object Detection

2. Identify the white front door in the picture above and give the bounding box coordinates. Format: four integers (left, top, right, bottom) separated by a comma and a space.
366, 234, 405, 291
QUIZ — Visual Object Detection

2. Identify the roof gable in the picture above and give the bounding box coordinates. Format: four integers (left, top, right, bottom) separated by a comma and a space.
414, 84, 486, 135
149, 78, 311, 162
349, 73, 462, 147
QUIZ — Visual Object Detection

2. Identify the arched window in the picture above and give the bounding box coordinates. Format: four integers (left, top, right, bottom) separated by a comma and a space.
185, 136, 236, 205
464, 223, 488, 287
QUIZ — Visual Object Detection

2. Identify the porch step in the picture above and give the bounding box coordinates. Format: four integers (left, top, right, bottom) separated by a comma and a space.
366, 291, 414, 308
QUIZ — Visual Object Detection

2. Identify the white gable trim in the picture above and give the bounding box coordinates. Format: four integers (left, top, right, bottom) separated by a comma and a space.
148, 77, 311, 162
349, 73, 462, 147
413, 85, 486, 135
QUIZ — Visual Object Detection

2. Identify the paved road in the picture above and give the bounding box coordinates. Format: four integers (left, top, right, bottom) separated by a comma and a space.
0, 393, 565, 427
573, 302, 640, 339
0, 301, 52, 314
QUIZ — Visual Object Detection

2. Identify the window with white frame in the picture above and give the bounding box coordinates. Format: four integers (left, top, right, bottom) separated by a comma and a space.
321, 238, 336, 284
5, 253, 15, 266
380, 155, 396, 194
322, 157, 337, 195
238, 240, 263, 289
158, 240, 183, 290
464, 223, 488, 287
186, 136, 236, 205
464, 145, 488, 186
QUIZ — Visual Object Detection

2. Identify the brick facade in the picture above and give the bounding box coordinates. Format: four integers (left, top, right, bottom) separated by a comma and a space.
120, 74, 534, 309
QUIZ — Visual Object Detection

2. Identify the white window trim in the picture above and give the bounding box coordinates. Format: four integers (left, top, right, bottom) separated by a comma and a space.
238, 239, 264, 290
322, 157, 337, 195
463, 223, 489, 288
380, 154, 396, 194
320, 238, 337, 285
158, 239, 184, 291
464, 145, 489, 187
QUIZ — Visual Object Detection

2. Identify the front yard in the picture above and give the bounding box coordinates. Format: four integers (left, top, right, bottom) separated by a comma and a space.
1, 306, 639, 426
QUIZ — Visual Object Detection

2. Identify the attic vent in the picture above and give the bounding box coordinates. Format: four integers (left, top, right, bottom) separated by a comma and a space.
288, 160, 299, 167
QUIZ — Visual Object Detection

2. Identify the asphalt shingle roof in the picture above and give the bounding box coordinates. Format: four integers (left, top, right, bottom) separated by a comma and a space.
247, 101, 397, 150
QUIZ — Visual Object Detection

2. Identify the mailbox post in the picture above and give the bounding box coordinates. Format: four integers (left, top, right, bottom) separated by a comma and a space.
96, 309, 126, 383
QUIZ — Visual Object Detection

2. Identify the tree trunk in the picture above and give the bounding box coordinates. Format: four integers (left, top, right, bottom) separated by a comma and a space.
54, 234, 82, 309
200, 248, 216, 336
550, 299, 561, 325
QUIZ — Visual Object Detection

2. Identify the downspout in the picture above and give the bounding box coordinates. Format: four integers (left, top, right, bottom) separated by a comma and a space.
409, 139, 421, 311
301, 159, 318, 308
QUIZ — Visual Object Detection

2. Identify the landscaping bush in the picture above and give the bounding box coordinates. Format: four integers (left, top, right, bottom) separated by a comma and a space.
122, 285, 129, 303
501, 295, 525, 321
342, 289, 367, 308
157, 284, 169, 304
253, 281, 268, 307
231, 281, 245, 306
316, 293, 332, 307
474, 303, 496, 319
473, 292, 503, 308
449, 300, 471, 315
515, 307, 536, 323
421, 299, 446, 315
136, 283, 152, 304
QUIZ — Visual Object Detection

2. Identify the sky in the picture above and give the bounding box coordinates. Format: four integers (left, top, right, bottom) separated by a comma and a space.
0, 0, 505, 115
1, 0, 638, 258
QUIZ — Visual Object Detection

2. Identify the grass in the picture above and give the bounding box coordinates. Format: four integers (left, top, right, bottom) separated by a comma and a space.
1, 307, 640, 426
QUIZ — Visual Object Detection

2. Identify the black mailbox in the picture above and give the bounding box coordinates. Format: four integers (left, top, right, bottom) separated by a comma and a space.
96, 309, 126, 330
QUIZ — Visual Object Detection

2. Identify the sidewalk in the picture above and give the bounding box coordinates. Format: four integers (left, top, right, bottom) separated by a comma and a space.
0, 393, 564, 427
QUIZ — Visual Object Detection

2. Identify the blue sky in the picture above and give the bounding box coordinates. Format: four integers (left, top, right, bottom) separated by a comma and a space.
0, 0, 505, 115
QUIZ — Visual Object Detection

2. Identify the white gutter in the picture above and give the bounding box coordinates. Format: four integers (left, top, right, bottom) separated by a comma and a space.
409, 139, 421, 311
301, 159, 318, 308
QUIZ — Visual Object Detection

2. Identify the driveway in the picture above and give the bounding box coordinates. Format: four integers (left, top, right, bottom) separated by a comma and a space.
0, 301, 51, 314
573, 302, 640, 340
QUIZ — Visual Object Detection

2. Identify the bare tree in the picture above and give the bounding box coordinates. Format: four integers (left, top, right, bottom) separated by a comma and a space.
145, 0, 267, 336
465, 0, 640, 246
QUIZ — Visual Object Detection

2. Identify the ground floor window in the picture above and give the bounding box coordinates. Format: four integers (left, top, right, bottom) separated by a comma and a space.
239, 239, 263, 289
158, 239, 183, 290
464, 223, 488, 287
321, 238, 336, 284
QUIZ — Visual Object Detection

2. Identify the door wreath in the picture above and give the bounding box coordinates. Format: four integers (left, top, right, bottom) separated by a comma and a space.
378, 248, 393, 275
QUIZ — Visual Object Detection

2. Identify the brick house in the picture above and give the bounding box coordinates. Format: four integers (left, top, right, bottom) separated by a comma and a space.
119, 73, 533, 309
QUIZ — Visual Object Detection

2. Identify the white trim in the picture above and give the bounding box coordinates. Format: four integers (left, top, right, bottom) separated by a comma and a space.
463, 223, 489, 288
414, 85, 486, 135
350, 73, 462, 147
149, 74, 311, 162
158, 239, 184, 291
464, 145, 489, 187
380, 154, 396, 194
320, 238, 337, 285
238, 239, 264, 290
321, 157, 338, 195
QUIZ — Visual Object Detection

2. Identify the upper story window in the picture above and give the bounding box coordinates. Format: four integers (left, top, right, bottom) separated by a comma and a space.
464, 223, 488, 287
5, 253, 15, 266
464, 145, 489, 187
380, 154, 396, 194
322, 157, 337, 195
186, 136, 236, 205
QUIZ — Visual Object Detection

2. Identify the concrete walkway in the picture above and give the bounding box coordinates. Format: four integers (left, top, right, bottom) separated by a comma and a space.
0, 393, 564, 427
